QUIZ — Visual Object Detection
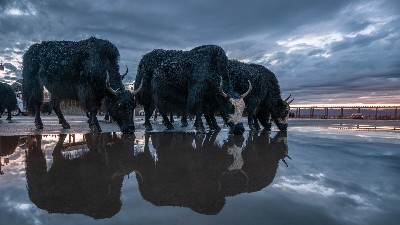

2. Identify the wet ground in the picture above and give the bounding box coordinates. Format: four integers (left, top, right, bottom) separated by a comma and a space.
0, 116, 399, 225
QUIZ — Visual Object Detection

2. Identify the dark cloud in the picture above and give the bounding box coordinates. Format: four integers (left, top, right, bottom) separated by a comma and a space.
0, 0, 399, 103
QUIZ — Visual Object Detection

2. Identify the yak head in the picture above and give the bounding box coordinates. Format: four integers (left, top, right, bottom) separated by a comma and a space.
271, 94, 293, 131
105, 72, 142, 134
219, 78, 252, 135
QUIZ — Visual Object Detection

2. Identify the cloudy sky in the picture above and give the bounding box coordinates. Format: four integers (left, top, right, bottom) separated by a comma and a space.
0, 0, 399, 104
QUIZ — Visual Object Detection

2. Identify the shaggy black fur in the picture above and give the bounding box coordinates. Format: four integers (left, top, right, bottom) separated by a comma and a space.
204, 60, 292, 131
22, 37, 137, 133
0, 82, 18, 120
135, 45, 246, 134
228, 60, 292, 130
134, 49, 185, 130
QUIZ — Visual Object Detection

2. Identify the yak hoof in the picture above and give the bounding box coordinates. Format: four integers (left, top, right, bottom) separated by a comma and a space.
35, 124, 44, 129
263, 127, 271, 132
144, 124, 153, 131
195, 126, 206, 133
89, 123, 102, 133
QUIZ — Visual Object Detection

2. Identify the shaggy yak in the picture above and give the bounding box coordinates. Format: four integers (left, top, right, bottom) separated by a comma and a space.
204, 60, 293, 131
134, 45, 251, 134
0, 82, 18, 121
22, 37, 141, 133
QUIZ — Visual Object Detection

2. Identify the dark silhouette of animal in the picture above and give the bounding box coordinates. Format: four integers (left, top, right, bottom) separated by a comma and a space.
25, 132, 137, 219
134, 45, 251, 134
228, 60, 293, 130
0, 82, 18, 120
134, 49, 189, 128
134, 130, 290, 215
135, 131, 232, 215
204, 60, 293, 131
0, 136, 20, 175
220, 131, 290, 197
22, 37, 141, 133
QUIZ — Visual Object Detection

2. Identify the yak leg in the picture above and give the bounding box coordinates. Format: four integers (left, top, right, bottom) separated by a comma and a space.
205, 113, 220, 131
257, 110, 271, 131
160, 111, 174, 130
204, 113, 213, 128
144, 105, 154, 131
51, 100, 70, 129
253, 115, 261, 130
194, 114, 205, 133
209, 114, 220, 130
34, 103, 43, 129
88, 107, 101, 132
52, 134, 67, 163
187, 85, 205, 133
6, 108, 12, 121
181, 111, 188, 127
169, 113, 174, 123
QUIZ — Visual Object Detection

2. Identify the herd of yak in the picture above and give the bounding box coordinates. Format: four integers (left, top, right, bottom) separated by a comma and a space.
0, 37, 293, 134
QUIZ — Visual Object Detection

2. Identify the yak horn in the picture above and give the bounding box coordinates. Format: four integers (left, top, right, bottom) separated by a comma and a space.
219, 77, 228, 98
132, 79, 143, 95
240, 80, 252, 98
106, 71, 117, 96
288, 98, 294, 104
284, 94, 292, 102
120, 66, 128, 80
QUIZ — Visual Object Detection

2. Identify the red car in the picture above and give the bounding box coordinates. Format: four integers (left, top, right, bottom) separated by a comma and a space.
351, 113, 364, 119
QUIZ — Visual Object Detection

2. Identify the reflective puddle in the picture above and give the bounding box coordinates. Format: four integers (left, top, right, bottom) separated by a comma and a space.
0, 125, 399, 225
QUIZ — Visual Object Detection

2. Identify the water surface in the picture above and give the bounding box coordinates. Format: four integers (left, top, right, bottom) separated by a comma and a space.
0, 121, 399, 225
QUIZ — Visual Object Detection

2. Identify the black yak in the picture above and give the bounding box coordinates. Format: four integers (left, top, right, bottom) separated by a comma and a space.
228, 60, 293, 130
25, 132, 137, 219
134, 45, 251, 134
204, 60, 293, 131
22, 37, 141, 133
134, 49, 189, 128
0, 82, 18, 120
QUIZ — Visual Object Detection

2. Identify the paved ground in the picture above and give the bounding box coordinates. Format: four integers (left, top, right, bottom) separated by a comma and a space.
1, 115, 399, 136
0, 115, 225, 136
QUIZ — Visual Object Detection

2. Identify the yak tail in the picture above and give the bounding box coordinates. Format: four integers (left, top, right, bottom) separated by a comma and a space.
22, 75, 43, 115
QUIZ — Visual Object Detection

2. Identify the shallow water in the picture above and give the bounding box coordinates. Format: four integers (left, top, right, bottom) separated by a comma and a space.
0, 121, 399, 225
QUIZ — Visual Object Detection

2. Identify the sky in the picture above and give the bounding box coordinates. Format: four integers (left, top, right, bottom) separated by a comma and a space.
0, 0, 399, 104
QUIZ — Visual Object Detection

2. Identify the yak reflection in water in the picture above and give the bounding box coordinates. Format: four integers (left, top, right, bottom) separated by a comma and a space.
0, 136, 20, 175
135, 131, 290, 215
25, 133, 137, 219
23, 131, 289, 218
